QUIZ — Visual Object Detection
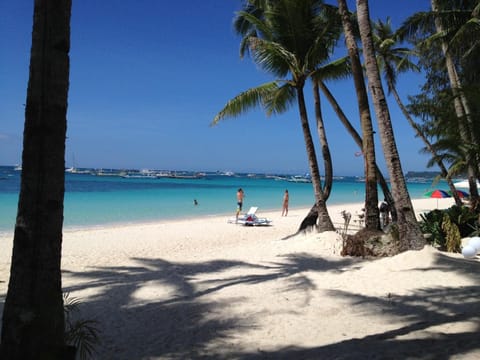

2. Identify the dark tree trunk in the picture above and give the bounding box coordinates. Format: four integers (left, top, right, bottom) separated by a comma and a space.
313, 81, 333, 200
356, 0, 424, 250
296, 84, 334, 232
337, 0, 380, 231
1, 0, 72, 358
318, 81, 397, 220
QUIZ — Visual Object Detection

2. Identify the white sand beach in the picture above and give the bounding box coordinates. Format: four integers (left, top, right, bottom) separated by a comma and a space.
1, 197, 479, 359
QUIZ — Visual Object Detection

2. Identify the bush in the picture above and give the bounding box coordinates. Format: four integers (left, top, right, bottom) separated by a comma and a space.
419, 205, 479, 252
419, 209, 446, 249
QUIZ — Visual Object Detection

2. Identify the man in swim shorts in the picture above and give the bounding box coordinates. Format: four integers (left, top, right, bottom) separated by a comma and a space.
236, 188, 244, 222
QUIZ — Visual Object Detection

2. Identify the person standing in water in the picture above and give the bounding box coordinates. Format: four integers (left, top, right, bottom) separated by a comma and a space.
236, 188, 245, 222
282, 189, 289, 216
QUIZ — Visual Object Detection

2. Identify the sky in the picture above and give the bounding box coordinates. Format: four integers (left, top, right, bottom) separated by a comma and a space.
0, 0, 434, 176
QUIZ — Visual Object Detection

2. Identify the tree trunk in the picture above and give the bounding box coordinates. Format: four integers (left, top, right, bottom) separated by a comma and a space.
318, 81, 397, 220
356, 0, 424, 251
296, 84, 334, 232
390, 84, 463, 207
313, 81, 333, 200
337, 0, 380, 230
430, 0, 479, 208
1, 0, 72, 358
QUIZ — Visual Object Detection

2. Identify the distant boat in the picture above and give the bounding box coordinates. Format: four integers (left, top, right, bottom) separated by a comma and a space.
287, 174, 311, 183
14, 164, 22, 171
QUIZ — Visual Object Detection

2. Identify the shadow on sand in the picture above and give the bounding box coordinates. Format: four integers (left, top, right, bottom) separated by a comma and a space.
1, 250, 479, 359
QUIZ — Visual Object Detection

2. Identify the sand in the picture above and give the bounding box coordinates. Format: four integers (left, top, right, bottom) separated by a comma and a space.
0, 197, 479, 359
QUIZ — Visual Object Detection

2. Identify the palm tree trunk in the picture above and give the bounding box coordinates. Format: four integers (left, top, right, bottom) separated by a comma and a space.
390, 84, 463, 206
1, 0, 72, 358
337, 0, 380, 230
431, 0, 480, 207
296, 84, 335, 232
318, 81, 397, 220
313, 81, 333, 200
356, 0, 424, 251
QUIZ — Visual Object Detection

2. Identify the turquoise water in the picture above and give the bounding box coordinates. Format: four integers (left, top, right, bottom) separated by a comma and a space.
0, 166, 437, 233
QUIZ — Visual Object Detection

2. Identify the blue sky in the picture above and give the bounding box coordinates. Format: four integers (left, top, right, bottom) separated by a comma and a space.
0, 0, 433, 175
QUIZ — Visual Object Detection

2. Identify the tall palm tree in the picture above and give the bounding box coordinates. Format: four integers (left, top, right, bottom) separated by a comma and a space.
402, 0, 480, 206
317, 80, 396, 219
430, 0, 479, 207
1, 0, 73, 359
373, 18, 463, 206
213, 0, 337, 232
337, 0, 380, 230
356, 0, 424, 250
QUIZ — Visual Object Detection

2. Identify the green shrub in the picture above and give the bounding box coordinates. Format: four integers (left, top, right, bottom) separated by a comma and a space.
419, 209, 446, 249
419, 205, 479, 252
444, 205, 478, 237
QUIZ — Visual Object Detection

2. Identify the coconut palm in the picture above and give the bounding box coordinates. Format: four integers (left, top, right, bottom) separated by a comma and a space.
337, 0, 380, 230
372, 18, 463, 206
430, 0, 479, 206
213, 0, 338, 232
1, 0, 73, 359
317, 79, 396, 220
356, 0, 424, 250
402, 0, 480, 206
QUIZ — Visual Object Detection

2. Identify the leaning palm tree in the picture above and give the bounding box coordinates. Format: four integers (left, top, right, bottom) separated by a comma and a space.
401, 0, 480, 206
373, 17, 463, 206
213, 0, 337, 232
1, 0, 73, 359
337, 0, 380, 230
356, 0, 425, 251
317, 79, 396, 220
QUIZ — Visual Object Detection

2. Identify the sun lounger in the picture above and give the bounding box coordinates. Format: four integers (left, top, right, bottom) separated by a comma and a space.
228, 206, 272, 226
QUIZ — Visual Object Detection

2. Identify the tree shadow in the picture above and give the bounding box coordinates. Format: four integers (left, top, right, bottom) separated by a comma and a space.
2, 249, 479, 359
60, 253, 357, 358
228, 252, 480, 359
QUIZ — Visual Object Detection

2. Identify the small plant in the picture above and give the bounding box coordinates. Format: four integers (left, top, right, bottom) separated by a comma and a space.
419, 209, 445, 248
441, 213, 462, 252
340, 210, 352, 236
64, 293, 101, 360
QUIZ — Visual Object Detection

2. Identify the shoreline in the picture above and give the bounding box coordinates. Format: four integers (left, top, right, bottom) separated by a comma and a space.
0, 195, 456, 237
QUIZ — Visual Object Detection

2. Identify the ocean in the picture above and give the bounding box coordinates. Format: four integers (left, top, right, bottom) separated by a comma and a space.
0, 166, 437, 233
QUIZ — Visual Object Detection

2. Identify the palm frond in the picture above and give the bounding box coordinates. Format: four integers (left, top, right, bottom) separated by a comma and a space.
211, 82, 281, 126
248, 37, 296, 77
311, 56, 351, 82
263, 83, 296, 116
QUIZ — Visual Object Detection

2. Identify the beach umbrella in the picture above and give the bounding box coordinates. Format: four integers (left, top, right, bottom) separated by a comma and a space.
424, 189, 450, 208
448, 189, 469, 198
424, 189, 450, 198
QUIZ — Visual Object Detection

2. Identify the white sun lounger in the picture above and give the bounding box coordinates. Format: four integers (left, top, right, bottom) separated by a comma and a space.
228, 206, 272, 226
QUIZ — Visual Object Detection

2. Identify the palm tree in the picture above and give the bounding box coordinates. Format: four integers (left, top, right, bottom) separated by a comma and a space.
372, 18, 463, 206
1, 0, 73, 359
356, 0, 424, 251
213, 0, 337, 232
337, 0, 380, 230
317, 80, 396, 219
401, 0, 480, 206
430, 0, 479, 207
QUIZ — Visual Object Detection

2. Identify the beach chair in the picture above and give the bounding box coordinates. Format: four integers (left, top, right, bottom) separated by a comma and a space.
228, 207, 272, 226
